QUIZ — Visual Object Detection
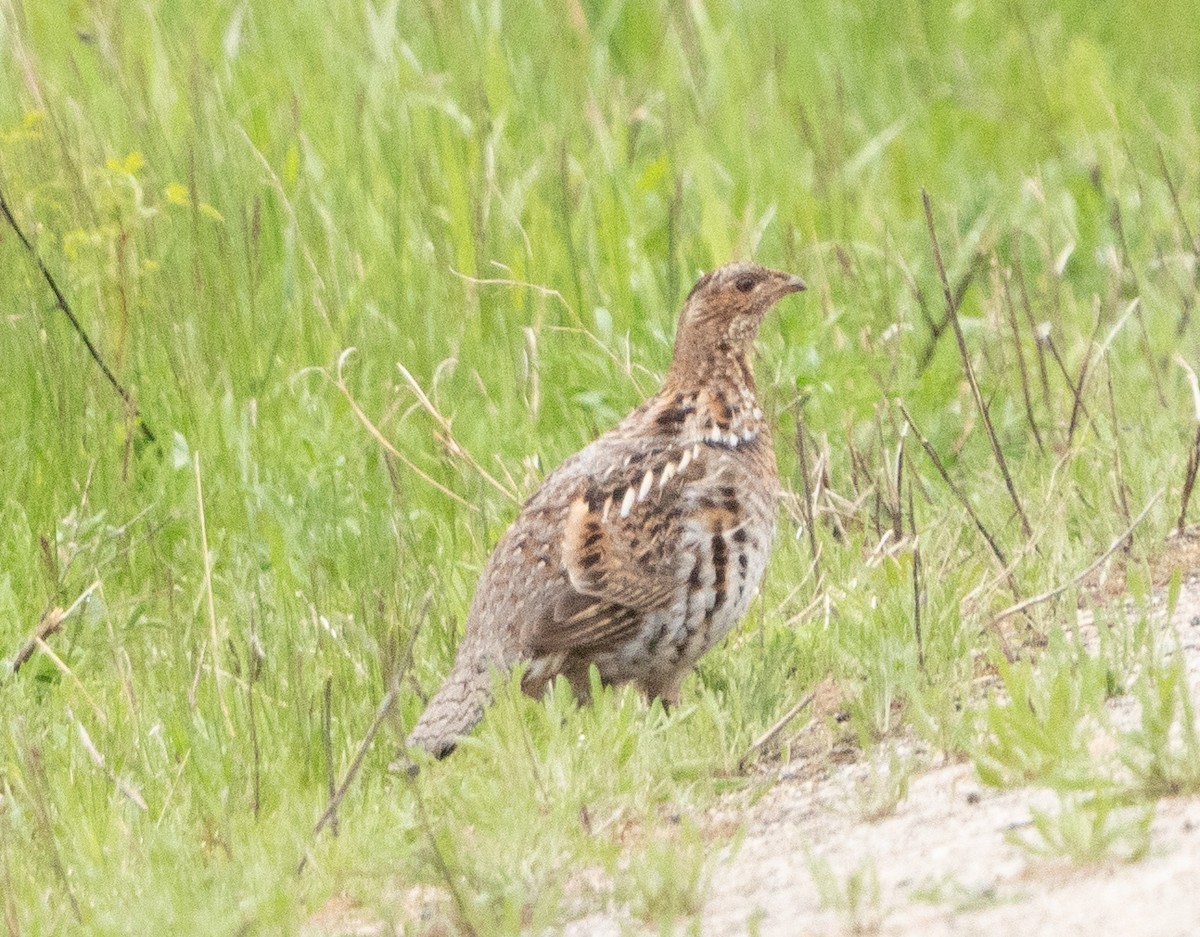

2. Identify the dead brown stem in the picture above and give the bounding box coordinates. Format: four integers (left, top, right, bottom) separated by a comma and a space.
297, 595, 427, 874
10, 610, 65, 676
322, 675, 338, 838
1157, 144, 1200, 265
8, 580, 98, 677
915, 251, 988, 374
898, 403, 1014, 585
0, 187, 154, 442
1178, 429, 1200, 537
738, 690, 817, 770
922, 190, 1032, 538
893, 427, 907, 542
1065, 297, 1104, 449
1012, 252, 1054, 421
793, 407, 821, 576
1000, 263, 1044, 453
297, 677, 400, 874
1042, 332, 1096, 435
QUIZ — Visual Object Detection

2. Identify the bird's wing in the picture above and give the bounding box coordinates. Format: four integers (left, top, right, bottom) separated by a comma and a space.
525, 438, 711, 655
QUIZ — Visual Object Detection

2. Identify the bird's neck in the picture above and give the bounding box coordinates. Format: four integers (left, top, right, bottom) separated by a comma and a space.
656, 346, 767, 447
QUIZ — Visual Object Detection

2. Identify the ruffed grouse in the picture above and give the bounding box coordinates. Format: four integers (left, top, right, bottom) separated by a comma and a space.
406, 261, 806, 758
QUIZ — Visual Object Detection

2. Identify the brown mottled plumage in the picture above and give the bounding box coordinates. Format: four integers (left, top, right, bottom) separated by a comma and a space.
405, 262, 806, 758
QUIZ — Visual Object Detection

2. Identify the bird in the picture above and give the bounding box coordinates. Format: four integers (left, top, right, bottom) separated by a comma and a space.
404, 261, 806, 759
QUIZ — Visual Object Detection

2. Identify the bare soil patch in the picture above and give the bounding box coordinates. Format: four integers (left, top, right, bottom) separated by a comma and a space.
692, 571, 1200, 937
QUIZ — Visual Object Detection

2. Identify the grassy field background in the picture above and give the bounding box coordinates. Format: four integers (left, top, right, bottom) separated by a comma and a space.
3, 0, 1200, 932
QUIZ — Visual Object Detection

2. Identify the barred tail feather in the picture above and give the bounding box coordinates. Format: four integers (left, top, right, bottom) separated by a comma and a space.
405, 658, 493, 758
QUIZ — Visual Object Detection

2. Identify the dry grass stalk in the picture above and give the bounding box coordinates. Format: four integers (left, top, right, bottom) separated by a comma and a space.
193, 453, 235, 738
990, 488, 1164, 626
67, 706, 147, 811
1174, 355, 1200, 535
397, 361, 522, 505
330, 348, 480, 512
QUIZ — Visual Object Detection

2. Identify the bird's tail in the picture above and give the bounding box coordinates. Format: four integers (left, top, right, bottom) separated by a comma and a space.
405, 656, 494, 759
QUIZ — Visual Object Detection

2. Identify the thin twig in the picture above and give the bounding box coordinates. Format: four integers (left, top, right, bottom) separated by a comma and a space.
990, 489, 1163, 626
1041, 331, 1096, 433
912, 508, 925, 673
0, 187, 154, 442
893, 424, 907, 540
297, 594, 427, 874
404, 772, 481, 936
922, 190, 1031, 538
959, 447, 1075, 613
1157, 144, 1200, 264
915, 251, 988, 373
738, 690, 817, 770
1180, 429, 1200, 538
1065, 297, 1103, 449
1013, 251, 1054, 420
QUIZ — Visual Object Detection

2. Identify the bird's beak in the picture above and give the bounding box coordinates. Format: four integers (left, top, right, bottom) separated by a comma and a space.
779, 273, 807, 295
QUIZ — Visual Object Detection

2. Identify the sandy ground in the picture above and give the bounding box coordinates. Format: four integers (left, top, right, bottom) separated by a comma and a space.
695, 576, 1200, 937
307, 568, 1200, 937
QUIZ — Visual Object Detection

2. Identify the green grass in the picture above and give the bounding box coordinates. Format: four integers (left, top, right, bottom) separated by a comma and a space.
3, 0, 1200, 932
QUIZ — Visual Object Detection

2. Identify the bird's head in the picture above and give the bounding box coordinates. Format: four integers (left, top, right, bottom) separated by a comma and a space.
668, 261, 806, 379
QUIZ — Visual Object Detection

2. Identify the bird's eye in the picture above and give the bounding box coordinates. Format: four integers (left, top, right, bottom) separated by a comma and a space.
735, 276, 756, 293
